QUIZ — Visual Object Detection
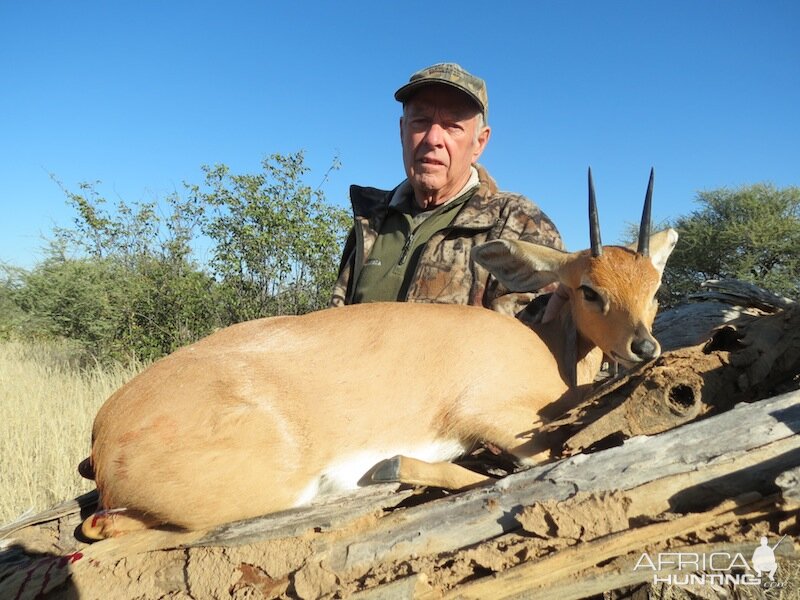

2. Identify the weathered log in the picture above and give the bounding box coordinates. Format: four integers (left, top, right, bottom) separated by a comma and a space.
654, 279, 794, 352
290, 389, 799, 597
695, 279, 796, 311
0, 483, 413, 599
545, 303, 800, 457
7, 389, 795, 599
443, 495, 791, 600
0, 490, 98, 540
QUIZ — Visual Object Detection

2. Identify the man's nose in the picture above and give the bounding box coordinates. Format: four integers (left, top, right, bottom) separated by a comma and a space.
423, 122, 445, 146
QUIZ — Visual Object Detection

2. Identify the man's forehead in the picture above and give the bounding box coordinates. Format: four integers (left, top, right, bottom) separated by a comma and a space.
404, 85, 481, 118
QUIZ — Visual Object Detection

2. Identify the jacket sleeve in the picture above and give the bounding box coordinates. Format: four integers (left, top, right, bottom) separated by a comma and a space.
328, 227, 357, 308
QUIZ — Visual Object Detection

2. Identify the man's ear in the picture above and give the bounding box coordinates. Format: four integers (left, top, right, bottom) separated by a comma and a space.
626, 229, 679, 276
472, 239, 572, 292
471, 125, 491, 163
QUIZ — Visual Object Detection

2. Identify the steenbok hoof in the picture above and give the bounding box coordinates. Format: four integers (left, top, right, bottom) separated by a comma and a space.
80, 509, 156, 540
81, 511, 115, 540
370, 456, 403, 483
78, 457, 95, 480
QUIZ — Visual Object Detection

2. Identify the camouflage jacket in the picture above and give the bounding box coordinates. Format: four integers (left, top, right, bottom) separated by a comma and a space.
329, 165, 563, 317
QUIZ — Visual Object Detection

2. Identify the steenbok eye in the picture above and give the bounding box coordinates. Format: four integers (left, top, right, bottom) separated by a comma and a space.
579, 285, 600, 303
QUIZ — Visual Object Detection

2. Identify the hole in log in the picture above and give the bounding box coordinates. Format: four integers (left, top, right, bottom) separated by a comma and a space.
703, 325, 745, 353
667, 384, 698, 414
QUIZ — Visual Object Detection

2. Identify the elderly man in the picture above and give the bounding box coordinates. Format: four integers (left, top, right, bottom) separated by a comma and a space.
330, 63, 562, 317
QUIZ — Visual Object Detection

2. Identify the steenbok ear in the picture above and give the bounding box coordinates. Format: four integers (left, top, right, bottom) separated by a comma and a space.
627, 229, 679, 276
472, 239, 572, 292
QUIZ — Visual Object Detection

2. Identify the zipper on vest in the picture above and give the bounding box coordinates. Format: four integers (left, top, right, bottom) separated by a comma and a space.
398, 233, 415, 265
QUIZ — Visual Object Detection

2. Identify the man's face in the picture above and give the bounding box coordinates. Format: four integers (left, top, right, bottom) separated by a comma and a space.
400, 84, 490, 209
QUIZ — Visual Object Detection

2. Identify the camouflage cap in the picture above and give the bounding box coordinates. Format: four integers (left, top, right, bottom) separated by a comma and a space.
394, 63, 488, 120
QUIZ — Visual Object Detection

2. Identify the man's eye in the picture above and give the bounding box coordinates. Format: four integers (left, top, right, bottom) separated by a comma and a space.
580, 285, 600, 302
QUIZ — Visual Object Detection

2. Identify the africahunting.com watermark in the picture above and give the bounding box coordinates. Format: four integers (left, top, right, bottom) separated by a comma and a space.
633, 535, 790, 588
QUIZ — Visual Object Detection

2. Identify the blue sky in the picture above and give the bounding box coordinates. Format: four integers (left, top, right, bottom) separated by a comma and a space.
1, 1, 798, 269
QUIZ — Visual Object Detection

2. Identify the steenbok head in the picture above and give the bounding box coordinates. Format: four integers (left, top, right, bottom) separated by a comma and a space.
473, 168, 678, 366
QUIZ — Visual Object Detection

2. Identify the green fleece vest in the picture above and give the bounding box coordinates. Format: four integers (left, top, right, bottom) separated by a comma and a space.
352, 188, 475, 303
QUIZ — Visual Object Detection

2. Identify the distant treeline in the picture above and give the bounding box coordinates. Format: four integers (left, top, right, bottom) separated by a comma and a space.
0, 152, 350, 364
1, 154, 798, 366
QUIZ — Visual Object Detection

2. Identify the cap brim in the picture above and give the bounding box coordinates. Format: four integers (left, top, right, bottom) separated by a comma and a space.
394, 79, 485, 114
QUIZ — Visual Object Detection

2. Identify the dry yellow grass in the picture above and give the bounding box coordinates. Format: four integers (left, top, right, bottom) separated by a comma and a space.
0, 340, 143, 524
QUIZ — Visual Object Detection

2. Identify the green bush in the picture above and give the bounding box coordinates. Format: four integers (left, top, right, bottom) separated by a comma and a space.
0, 263, 29, 339
10, 251, 218, 363
186, 151, 350, 322
4, 152, 350, 364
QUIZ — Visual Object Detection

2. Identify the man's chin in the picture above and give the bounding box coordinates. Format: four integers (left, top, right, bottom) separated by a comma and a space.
410, 175, 444, 194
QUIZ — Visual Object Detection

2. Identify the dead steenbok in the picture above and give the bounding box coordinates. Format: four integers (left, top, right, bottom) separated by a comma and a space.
80, 169, 677, 539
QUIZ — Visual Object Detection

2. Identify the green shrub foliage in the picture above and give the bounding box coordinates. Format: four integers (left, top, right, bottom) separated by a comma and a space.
185, 152, 350, 322
1, 152, 350, 363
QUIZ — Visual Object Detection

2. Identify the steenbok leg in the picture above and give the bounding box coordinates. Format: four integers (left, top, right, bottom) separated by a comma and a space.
370, 455, 493, 491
